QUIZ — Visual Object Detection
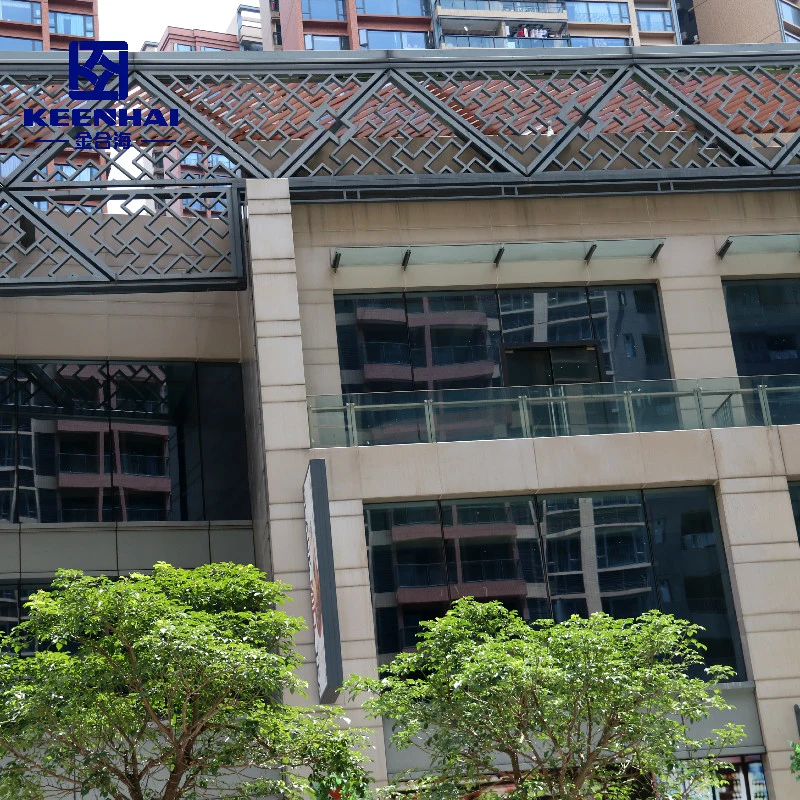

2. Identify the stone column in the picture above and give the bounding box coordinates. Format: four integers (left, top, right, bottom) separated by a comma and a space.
713, 426, 800, 800
245, 178, 389, 784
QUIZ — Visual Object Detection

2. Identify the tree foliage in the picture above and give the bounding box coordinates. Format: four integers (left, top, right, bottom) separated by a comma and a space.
791, 741, 800, 780
347, 598, 744, 800
0, 563, 371, 800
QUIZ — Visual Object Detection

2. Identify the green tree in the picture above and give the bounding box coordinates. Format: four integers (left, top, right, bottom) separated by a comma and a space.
347, 598, 745, 800
791, 741, 800, 780
0, 563, 370, 800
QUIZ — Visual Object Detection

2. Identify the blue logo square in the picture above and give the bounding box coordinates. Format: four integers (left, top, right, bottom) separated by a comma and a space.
68, 41, 129, 101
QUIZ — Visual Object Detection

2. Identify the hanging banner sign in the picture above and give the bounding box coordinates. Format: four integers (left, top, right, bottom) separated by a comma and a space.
303, 458, 343, 704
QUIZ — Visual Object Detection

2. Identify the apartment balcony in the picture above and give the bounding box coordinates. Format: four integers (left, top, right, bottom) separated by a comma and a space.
435, 0, 566, 23
356, 0, 431, 15
308, 374, 800, 447
435, 0, 567, 42
58, 452, 103, 474
120, 454, 168, 478
439, 32, 570, 46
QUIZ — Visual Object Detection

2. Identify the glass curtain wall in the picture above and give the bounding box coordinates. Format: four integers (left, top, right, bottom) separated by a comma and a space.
724, 279, 800, 376
0, 361, 250, 525
335, 285, 669, 394
365, 487, 744, 679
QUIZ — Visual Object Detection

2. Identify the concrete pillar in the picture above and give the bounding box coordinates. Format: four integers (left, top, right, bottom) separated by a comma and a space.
245, 178, 389, 784
713, 426, 800, 800
659, 275, 738, 380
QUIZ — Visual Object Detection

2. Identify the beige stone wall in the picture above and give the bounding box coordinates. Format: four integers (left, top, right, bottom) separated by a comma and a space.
309, 428, 800, 798
0, 291, 242, 361
245, 179, 389, 783
694, 0, 782, 44
249, 186, 800, 796
292, 190, 800, 390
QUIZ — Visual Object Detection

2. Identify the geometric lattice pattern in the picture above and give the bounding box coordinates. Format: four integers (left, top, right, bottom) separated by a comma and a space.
2, 50, 800, 291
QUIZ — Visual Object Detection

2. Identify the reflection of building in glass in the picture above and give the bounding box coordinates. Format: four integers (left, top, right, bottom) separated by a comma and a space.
724, 279, 800, 377
0, 361, 251, 525
336, 286, 669, 395
365, 488, 744, 679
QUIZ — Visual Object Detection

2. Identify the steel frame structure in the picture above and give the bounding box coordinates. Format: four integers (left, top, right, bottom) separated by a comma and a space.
2, 44, 800, 292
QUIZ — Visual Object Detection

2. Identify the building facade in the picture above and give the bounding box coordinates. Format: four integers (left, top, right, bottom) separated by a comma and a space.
678, 0, 800, 45
143, 4, 277, 53
282, 0, 679, 50
3, 45, 800, 799
0, 0, 97, 51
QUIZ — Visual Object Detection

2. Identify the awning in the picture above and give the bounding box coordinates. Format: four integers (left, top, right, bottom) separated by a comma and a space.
330, 237, 666, 270
717, 233, 800, 258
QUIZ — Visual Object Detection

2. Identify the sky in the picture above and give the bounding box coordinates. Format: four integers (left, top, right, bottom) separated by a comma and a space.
98, 0, 246, 51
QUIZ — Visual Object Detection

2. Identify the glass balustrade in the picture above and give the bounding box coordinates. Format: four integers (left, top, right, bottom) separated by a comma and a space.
438, 0, 565, 11
308, 373, 800, 447
357, 0, 430, 14
440, 34, 569, 46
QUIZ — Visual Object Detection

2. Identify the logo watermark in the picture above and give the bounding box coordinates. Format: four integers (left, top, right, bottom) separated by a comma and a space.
25, 41, 181, 152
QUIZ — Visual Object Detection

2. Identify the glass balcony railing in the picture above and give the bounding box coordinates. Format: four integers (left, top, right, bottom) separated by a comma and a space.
431, 344, 491, 365
58, 452, 100, 474
438, 0, 565, 11
461, 558, 522, 582
362, 341, 410, 365
357, 0, 430, 14
396, 562, 447, 587
440, 33, 569, 46
120, 454, 168, 477
308, 374, 800, 448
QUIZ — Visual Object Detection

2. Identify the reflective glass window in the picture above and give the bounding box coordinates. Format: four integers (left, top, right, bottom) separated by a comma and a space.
365, 489, 743, 679
335, 287, 670, 394
334, 294, 412, 394
356, 0, 429, 13
781, 0, 800, 27
0, 361, 250, 525
304, 33, 348, 49
643, 486, 744, 677
636, 9, 673, 30
588, 285, 669, 382
0, 34, 41, 49
406, 291, 502, 391
0, 0, 41, 23
49, 11, 94, 36
538, 491, 658, 622
566, 1, 629, 22
359, 29, 429, 48
302, 0, 345, 18
570, 36, 630, 46
723, 279, 800, 376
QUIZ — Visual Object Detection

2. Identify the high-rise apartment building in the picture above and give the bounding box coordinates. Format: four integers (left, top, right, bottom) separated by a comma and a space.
282, 0, 679, 50
675, 0, 800, 45
5, 43, 800, 800
143, 3, 280, 53
0, 0, 97, 51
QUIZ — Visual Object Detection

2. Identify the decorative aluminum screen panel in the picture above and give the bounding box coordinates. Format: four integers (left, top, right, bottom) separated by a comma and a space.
1, 47, 800, 291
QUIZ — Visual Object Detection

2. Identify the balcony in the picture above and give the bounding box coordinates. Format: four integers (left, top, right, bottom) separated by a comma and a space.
59, 452, 101, 474
438, 0, 564, 12
461, 558, 522, 582
396, 562, 447, 587
120, 454, 168, 477
356, 0, 430, 15
440, 33, 569, 46
308, 374, 800, 447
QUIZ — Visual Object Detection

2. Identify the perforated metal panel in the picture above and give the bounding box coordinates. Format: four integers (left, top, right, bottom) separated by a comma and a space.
1, 47, 800, 292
